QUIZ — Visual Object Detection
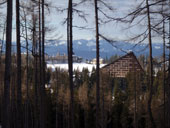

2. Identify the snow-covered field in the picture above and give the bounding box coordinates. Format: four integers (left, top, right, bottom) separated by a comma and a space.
47, 63, 106, 72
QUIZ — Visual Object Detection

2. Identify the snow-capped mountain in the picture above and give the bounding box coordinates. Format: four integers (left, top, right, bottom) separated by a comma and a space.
1, 39, 165, 59
45, 39, 165, 59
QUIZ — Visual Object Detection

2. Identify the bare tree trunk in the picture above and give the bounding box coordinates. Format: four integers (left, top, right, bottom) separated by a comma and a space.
101, 87, 105, 128
41, 0, 46, 128
10, 71, 17, 128
16, 0, 22, 127
162, 1, 166, 127
167, 1, 170, 126
67, 0, 74, 128
34, 54, 39, 128
38, 0, 45, 128
134, 70, 137, 128
146, 0, 156, 127
38, 0, 42, 90
41, 0, 46, 127
56, 71, 58, 128
0, 22, 5, 55
32, 10, 39, 128
23, 7, 29, 128
2, 0, 13, 128
42, 0, 45, 89
94, 0, 100, 128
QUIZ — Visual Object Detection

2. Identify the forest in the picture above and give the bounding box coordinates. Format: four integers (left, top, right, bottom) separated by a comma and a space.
0, 0, 170, 128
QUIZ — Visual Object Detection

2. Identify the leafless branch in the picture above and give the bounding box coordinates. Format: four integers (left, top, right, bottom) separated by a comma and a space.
73, 25, 93, 30
99, 34, 128, 53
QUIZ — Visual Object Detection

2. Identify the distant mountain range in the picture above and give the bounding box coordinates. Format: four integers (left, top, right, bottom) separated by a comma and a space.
1, 39, 166, 60
44, 39, 165, 59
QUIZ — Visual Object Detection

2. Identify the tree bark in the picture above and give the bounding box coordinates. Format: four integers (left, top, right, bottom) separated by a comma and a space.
23, 7, 29, 128
94, 0, 100, 128
134, 71, 137, 128
2, 0, 13, 128
0, 22, 5, 55
32, 10, 39, 128
162, 1, 166, 127
41, 0, 46, 127
167, 1, 170, 126
67, 0, 74, 128
16, 0, 22, 127
146, 0, 156, 127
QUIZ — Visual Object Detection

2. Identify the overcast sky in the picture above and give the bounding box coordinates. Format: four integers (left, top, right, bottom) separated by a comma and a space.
0, 0, 164, 43
46, 0, 140, 41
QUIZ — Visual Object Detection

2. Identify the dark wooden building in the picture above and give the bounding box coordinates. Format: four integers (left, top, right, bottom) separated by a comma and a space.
102, 52, 144, 78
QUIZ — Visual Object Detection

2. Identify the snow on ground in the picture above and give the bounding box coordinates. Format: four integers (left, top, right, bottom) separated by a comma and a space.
47, 63, 106, 72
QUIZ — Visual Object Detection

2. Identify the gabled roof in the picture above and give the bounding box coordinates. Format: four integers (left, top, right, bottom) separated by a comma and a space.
102, 52, 144, 71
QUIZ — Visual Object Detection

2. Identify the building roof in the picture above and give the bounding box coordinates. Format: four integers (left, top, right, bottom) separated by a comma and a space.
102, 52, 144, 72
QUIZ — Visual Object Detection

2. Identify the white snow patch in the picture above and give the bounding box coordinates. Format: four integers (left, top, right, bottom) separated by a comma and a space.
53, 41, 66, 46
155, 46, 160, 49
55, 43, 59, 46
59, 41, 66, 45
77, 41, 82, 45
47, 63, 106, 72
87, 41, 95, 47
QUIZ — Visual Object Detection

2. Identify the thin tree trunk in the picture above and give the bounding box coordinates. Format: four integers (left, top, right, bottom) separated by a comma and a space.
101, 87, 105, 128
67, 1, 70, 59
16, 0, 22, 127
134, 70, 137, 128
2, 0, 13, 127
38, 0, 42, 89
0, 22, 5, 55
32, 10, 39, 128
38, 0, 45, 128
56, 71, 58, 128
162, 1, 166, 127
23, 7, 29, 128
167, 1, 170, 126
41, 0, 46, 126
10, 67, 17, 128
42, 0, 45, 89
94, 0, 100, 128
67, 0, 74, 128
146, 0, 156, 127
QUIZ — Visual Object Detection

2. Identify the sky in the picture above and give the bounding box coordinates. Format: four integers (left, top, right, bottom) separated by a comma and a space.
47, 0, 139, 41
0, 0, 166, 43
0, 0, 139, 41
